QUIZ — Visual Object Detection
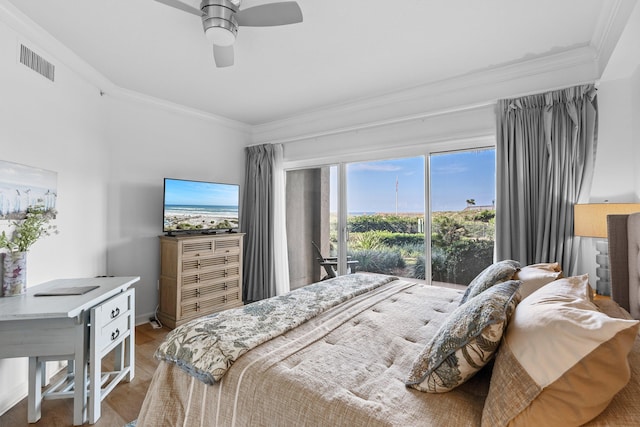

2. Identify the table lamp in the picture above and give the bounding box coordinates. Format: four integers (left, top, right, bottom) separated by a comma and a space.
574, 203, 640, 295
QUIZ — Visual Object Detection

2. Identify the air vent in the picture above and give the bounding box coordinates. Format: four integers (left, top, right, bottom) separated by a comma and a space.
19, 44, 55, 82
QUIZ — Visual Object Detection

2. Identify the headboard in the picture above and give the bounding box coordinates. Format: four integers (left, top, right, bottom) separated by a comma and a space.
608, 212, 640, 319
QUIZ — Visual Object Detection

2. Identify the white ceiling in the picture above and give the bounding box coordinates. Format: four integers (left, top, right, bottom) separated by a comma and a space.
5, 0, 631, 125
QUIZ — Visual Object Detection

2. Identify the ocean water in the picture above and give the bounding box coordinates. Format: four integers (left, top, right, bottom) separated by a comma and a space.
164, 204, 238, 218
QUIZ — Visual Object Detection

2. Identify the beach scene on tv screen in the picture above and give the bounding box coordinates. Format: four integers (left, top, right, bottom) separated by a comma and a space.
163, 179, 239, 232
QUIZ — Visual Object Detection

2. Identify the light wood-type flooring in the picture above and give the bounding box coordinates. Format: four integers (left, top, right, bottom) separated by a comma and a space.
0, 323, 169, 427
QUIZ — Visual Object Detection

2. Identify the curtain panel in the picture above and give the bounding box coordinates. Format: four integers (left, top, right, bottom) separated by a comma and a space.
241, 143, 290, 302
495, 84, 598, 276
240, 144, 275, 302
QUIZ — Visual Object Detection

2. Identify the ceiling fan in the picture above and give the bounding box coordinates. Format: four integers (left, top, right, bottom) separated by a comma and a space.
154, 0, 303, 67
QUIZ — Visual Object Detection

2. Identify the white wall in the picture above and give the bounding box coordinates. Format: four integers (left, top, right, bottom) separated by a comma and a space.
0, 18, 249, 415
104, 96, 248, 323
0, 20, 109, 414
574, 72, 640, 288
633, 66, 640, 197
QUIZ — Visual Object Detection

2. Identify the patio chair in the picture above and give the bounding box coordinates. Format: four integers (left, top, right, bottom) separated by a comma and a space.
311, 241, 359, 280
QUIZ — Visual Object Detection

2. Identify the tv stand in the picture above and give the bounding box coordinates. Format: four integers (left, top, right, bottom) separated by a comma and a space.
157, 233, 245, 329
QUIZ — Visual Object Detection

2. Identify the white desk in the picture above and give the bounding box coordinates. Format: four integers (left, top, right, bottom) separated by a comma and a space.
0, 276, 139, 425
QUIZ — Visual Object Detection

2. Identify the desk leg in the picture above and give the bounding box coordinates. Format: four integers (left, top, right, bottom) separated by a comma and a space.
27, 357, 42, 423
89, 333, 100, 424
73, 319, 88, 426
126, 329, 135, 382
128, 292, 135, 382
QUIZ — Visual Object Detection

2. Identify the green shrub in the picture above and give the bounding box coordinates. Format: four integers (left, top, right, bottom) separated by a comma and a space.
413, 255, 426, 280
350, 231, 384, 250
349, 249, 406, 275
348, 214, 421, 233
432, 239, 494, 285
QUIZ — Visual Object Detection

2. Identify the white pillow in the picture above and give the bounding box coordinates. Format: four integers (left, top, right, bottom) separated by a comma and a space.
482, 274, 640, 426
512, 262, 562, 299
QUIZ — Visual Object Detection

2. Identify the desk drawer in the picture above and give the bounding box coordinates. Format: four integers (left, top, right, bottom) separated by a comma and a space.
97, 314, 130, 353
98, 291, 131, 326
92, 290, 133, 353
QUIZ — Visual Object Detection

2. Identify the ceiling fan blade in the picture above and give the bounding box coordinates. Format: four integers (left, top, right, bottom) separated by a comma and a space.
236, 2, 303, 27
213, 44, 234, 67
154, 0, 201, 16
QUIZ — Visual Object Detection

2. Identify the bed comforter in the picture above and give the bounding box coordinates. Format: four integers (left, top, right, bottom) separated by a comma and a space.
136, 277, 640, 427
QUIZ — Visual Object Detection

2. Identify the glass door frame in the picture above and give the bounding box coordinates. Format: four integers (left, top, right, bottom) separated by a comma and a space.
426, 144, 497, 285
283, 138, 495, 282
336, 163, 348, 276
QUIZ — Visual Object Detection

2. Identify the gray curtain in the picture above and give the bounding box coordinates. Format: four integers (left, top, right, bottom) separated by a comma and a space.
242, 144, 276, 302
496, 84, 598, 276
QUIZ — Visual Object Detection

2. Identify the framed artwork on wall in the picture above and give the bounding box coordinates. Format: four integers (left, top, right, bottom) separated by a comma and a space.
0, 160, 57, 220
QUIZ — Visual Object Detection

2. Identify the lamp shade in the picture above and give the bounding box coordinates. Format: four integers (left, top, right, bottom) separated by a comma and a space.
574, 203, 640, 238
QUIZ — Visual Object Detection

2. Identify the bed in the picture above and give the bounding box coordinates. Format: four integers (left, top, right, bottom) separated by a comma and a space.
136, 214, 640, 427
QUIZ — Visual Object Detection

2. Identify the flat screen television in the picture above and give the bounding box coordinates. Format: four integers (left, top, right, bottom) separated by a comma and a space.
163, 178, 240, 234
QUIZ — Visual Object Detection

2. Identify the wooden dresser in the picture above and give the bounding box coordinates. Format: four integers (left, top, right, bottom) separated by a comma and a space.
158, 233, 244, 329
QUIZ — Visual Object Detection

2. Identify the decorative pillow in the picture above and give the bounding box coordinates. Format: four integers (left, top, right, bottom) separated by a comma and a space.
406, 280, 521, 393
481, 274, 640, 427
460, 260, 520, 305
512, 262, 563, 299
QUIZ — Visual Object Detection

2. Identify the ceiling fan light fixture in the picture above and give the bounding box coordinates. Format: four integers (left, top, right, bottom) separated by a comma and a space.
205, 26, 236, 46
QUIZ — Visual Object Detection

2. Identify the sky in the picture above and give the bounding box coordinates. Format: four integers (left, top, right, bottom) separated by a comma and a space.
331, 149, 495, 213
164, 178, 239, 206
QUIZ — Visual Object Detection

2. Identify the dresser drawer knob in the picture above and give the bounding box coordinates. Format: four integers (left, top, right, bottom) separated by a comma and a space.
111, 307, 120, 319
111, 328, 120, 341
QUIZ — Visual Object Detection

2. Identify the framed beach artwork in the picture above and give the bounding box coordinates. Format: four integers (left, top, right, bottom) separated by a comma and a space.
0, 160, 57, 220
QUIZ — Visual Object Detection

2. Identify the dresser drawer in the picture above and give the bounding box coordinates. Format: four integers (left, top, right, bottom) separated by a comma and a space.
181, 278, 240, 302
213, 237, 241, 255
179, 290, 242, 320
181, 238, 215, 258
181, 266, 240, 287
181, 253, 240, 274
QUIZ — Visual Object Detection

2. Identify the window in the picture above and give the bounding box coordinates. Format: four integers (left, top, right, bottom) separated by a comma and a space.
285, 147, 496, 288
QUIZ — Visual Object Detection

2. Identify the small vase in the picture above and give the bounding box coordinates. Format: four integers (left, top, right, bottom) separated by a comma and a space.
2, 251, 27, 296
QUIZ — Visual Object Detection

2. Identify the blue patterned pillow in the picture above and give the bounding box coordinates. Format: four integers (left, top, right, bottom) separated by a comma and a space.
459, 260, 520, 305
406, 280, 521, 393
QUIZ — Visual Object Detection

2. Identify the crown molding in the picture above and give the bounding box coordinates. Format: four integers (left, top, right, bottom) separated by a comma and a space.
253, 1, 639, 145
591, 0, 638, 75
106, 86, 251, 134
0, 0, 250, 134
2, 0, 631, 142
252, 45, 600, 145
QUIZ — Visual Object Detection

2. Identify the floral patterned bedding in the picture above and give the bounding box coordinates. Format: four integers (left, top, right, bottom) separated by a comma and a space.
155, 273, 397, 384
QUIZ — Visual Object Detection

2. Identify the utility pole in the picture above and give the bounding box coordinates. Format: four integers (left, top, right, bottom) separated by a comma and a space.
395, 176, 398, 215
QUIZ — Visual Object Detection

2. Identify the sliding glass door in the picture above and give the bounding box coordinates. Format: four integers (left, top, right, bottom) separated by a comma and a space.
429, 148, 496, 286
284, 147, 495, 288
345, 157, 425, 278
285, 166, 338, 289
